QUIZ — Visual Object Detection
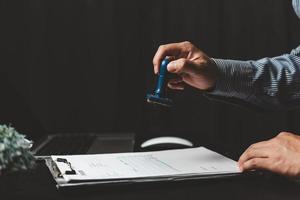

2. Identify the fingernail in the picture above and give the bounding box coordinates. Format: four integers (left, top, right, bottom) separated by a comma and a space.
167, 61, 177, 72
238, 164, 243, 172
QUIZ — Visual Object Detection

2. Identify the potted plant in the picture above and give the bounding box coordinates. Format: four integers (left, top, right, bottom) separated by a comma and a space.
0, 125, 35, 176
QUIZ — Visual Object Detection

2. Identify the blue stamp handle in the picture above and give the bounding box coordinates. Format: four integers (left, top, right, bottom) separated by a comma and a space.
155, 59, 170, 96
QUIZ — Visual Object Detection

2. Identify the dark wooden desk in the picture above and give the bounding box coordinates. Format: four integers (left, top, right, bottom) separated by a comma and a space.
1, 162, 300, 200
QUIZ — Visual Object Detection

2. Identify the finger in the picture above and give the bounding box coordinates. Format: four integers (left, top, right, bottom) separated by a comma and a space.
165, 56, 176, 62
153, 43, 183, 74
167, 58, 195, 74
168, 82, 185, 90
247, 140, 272, 149
238, 147, 270, 166
168, 76, 183, 84
241, 158, 273, 172
238, 141, 272, 163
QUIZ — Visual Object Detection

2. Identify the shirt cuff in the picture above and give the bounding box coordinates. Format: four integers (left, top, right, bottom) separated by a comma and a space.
291, 45, 300, 56
207, 58, 255, 100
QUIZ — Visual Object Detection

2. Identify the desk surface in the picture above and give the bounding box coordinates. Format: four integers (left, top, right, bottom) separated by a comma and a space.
1, 162, 300, 200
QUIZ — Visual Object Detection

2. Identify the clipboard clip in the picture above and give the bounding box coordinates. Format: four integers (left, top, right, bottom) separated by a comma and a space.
56, 158, 77, 175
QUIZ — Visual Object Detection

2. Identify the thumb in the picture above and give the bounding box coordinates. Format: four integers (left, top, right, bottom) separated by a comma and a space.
167, 58, 195, 74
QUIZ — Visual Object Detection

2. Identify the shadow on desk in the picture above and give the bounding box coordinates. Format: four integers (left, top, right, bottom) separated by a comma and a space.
1, 162, 300, 200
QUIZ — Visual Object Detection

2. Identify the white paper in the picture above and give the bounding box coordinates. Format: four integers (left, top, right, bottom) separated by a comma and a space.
51, 147, 240, 183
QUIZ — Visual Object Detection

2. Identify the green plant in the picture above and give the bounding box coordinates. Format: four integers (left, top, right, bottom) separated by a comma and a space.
0, 125, 35, 174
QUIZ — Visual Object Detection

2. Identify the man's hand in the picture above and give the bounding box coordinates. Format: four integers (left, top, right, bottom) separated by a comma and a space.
153, 41, 218, 91
238, 132, 300, 178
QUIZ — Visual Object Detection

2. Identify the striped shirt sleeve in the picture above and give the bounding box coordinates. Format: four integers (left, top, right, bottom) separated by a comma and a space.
206, 45, 300, 110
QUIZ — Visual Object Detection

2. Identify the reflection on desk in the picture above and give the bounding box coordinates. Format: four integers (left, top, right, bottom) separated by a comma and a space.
1, 162, 300, 200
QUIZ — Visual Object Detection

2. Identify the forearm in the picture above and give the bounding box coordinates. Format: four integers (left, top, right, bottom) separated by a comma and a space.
207, 46, 300, 110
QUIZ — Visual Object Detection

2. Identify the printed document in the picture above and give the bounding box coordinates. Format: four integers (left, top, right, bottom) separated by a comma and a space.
50, 147, 240, 183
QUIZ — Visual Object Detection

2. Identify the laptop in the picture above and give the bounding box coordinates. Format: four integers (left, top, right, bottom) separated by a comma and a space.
30, 132, 135, 159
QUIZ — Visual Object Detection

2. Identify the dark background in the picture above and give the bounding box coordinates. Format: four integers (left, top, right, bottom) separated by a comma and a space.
0, 0, 300, 159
